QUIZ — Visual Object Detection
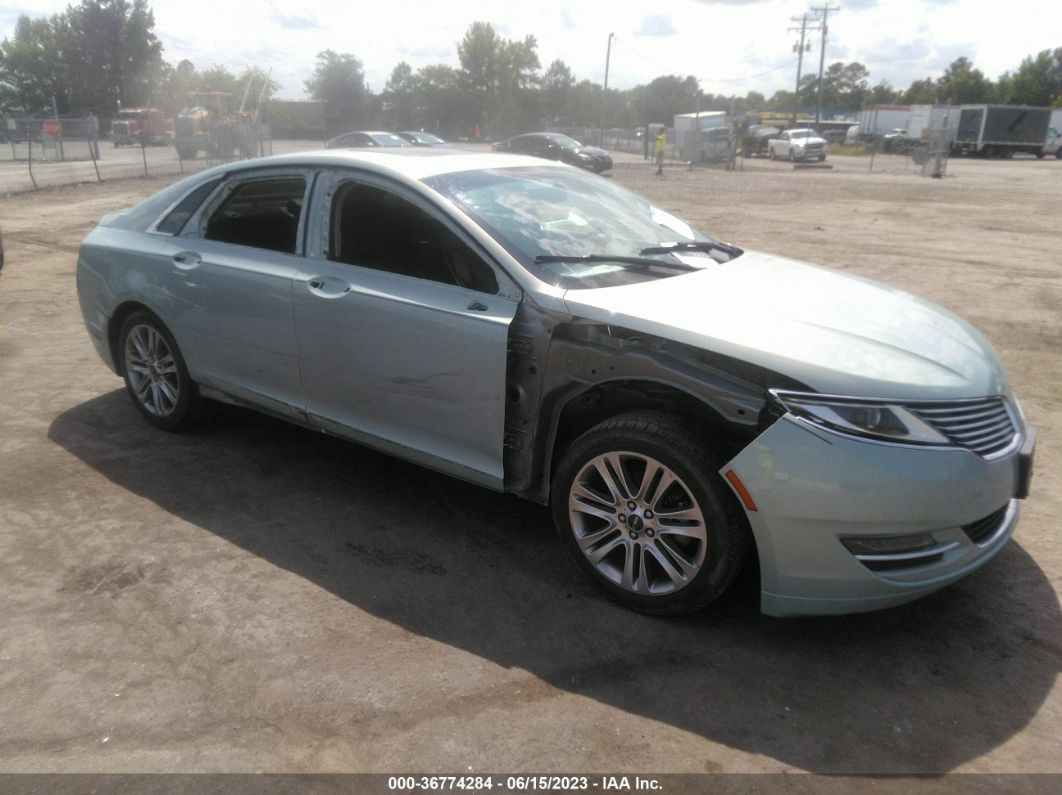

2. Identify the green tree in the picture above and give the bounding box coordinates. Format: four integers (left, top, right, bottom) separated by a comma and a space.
900, 77, 937, 104
414, 63, 465, 138
936, 57, 993, 104
0, 0, 163, 113
494, 34, 540, 136
457, 21, 501, 135
1004, 48, 1062, 106
541, 59, 575, 123
868, 80, 900, 105
0, 15, 62, 110
305, 50, 372, 133
382, 61, 417, 128
798, 61, 869, 111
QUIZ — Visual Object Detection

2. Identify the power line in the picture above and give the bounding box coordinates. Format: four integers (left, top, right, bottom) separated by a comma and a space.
622, 44, 798, 89
710, 58, 801, 84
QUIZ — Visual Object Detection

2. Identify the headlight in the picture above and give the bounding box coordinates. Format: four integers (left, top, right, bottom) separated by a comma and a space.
577, 152, 592, 160
771, 390, 950, 446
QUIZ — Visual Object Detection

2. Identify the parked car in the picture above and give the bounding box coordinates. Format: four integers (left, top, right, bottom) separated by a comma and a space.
740, 125, 780, 158
397, 131, 448, 147
75, 150, 1034, 617
767, 128, 828, 161
882, 127, 909, 153
492, 132, 612, 173
1037, 126, 1062, 159
0, 223, 4, 273
325, 131, 411, 149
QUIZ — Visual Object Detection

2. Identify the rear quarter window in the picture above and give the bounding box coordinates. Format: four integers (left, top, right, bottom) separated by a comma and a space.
155, 178, 223, 235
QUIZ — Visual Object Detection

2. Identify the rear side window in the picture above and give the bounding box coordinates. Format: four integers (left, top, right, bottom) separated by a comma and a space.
205, 178, 306, 254
155, 178, 222, 235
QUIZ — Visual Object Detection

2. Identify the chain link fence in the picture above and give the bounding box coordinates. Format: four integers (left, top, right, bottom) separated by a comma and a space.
0, 115, 278, 194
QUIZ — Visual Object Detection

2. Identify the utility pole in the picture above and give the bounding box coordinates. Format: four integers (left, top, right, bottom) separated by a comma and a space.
788, 14, 819, 125
811, 4, 840, 127
600, 32, 615, 148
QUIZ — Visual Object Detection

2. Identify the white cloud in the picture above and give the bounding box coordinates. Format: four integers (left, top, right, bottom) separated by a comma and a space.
0, 0, 1057, 99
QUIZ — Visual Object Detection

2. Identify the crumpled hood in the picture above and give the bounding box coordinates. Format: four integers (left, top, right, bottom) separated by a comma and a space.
561, 250, 1010, 400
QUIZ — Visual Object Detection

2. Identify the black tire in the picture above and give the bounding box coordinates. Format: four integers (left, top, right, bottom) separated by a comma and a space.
818, 154, 826, 162
788, 148, 795, 162
118, 310, 204, 432
551, 412, 752, 615
1056, 150, 1062, 160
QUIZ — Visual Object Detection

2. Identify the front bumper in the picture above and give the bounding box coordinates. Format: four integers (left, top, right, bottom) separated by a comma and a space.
723, 414, 1031, 617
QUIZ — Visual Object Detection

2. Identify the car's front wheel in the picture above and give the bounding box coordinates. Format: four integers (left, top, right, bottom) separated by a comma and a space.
551, 413, 751, 615
119, 311, 203, 431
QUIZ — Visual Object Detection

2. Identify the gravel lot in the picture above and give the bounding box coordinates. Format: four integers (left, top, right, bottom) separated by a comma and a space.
0, 153, 1059, 777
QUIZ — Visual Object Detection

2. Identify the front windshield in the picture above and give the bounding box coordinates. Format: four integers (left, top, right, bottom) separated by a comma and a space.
790, 130, 811, 139
424, 165, 737, 289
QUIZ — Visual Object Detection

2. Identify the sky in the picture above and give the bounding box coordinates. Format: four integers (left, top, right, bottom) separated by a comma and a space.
0, 0, 1057, 100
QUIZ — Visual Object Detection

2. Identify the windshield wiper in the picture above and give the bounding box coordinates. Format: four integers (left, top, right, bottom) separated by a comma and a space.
533, 254, 702, 271
638, 241, 742, 257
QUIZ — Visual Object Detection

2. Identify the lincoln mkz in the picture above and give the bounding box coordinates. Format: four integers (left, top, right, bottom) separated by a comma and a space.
76, 150, 1035, 616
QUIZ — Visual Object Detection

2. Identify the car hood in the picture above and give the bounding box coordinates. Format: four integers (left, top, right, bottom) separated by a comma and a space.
561, 250, 1010, 400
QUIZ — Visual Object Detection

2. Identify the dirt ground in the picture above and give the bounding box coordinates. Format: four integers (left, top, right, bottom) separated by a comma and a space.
0, 153, 1059, 777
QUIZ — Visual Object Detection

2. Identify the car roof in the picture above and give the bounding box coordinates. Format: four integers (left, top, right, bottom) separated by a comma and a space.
201, 149, 570, 182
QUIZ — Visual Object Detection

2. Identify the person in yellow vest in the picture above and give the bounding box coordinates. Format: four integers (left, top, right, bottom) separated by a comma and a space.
655, 130, 666, 175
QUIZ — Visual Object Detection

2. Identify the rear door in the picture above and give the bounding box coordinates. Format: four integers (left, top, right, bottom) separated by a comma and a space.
292, 170, 520, 488
160, 168, 313, 419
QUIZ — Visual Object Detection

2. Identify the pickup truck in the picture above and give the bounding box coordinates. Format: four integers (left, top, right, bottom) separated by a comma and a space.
1038, 126, 1061, 159
767, 128, 828, 162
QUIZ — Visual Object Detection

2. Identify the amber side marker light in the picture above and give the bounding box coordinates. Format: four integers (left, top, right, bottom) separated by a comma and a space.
723, 469, 758, 512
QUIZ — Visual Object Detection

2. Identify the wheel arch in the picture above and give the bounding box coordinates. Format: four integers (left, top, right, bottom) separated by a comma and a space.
107, 300, 166, 376
545, 378, 749, 492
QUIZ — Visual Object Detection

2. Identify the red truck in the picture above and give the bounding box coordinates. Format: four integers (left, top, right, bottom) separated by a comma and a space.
112, 107, 172, 146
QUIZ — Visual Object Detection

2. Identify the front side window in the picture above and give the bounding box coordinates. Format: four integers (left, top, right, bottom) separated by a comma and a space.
204, 177, 306, 254
328, 181, 498, 294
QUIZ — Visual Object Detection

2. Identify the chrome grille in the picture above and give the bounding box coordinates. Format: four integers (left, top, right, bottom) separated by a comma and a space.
909, 398, 1017, 457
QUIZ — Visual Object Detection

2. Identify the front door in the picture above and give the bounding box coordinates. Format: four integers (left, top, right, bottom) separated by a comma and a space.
292, 172, 519, 488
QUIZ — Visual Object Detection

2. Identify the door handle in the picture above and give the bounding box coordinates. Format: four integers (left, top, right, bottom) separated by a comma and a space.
307, 277, 351, 297
173, 251, 201, 269
467, 300, 488, 312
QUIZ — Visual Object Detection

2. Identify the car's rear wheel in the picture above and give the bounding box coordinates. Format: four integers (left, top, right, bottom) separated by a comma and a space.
119, 311, 203, 431
551, 412, 751, 615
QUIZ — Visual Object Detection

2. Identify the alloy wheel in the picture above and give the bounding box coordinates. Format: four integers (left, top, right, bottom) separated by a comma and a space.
123, 324, 180, 417
567, 451, 708, 595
